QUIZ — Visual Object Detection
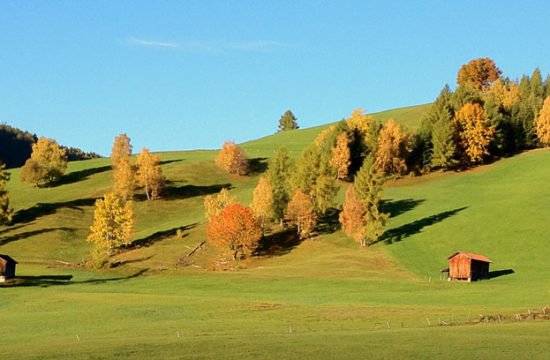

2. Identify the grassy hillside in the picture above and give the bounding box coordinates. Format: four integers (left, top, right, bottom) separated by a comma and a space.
3, 103, 550, 359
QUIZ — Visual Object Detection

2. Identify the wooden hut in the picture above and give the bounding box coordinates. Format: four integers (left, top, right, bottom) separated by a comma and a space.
0, 254, 17, 282
446, 252, 491, 282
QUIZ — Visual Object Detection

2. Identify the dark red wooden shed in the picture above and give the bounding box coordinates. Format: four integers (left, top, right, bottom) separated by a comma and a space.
446, 252, 492, 282
0, 254, 17, 282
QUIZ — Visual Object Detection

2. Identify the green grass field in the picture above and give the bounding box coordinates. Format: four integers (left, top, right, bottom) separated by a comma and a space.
3, 103, 550, 359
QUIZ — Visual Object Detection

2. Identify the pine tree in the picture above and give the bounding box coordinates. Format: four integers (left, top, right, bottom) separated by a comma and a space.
331, 132, 351, 180
215, 141, 249, 176
535, 97, 550, 146
20, 137, 67, 186
278, 110, 299, 132
338, 186, 366, 246
454, 103, 496, 165
0, 163, 13, 225
430, 107, 458, 170
250, 176, 274, 232
111, 134, 134, 200
204, 188, 237, 220
135, 147, 163, 200
375, 119, 410, 176
286, 190, 317, 239
353, 157, 388, 246
87, 192, 134, 268
292, 145, 337, 214
266, 147, 295, 223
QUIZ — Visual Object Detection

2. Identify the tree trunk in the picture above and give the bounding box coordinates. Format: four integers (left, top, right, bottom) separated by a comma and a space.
145, 184, 151, 201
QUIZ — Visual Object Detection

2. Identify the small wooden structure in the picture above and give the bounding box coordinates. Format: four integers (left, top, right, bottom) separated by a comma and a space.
445, 251, 492, 282
0, 254, 17, 282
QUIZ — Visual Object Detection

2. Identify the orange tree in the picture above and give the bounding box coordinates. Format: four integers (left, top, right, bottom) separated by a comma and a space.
206, 203, 261, 260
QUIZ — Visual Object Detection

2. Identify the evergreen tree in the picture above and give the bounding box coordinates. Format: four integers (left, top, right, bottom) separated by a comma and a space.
0, 163, 13, 225
353, 157, 388, 246
267, 147, 295, 223
430, 107, 458, 170
278, 110, 299, 132
292, 145, 337, 214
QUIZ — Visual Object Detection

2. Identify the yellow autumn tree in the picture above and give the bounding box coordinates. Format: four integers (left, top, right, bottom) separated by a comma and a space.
250, 176, 273, 231
488, 79, 520, 111
455, 103, 496, 165
536, 97, 550, 146
87, 192, 134, 268
457, 57, 501, 90
135, 147, 163, 200
20, 137, 67, 186
374, 119, 410, 175
286, 190, 317, 239
215, 141, 249, 175
111, 134, 134, 200
314, 125, 336, 149
111, 133, 132, 169
331, 132, 351, 180
0, 163, 13, 225
338, 186, 366, 246
204, 188, 237, 220
346, 108, 372, 138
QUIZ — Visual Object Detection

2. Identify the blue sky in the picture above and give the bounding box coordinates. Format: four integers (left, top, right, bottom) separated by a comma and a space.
1, 1, 549, 155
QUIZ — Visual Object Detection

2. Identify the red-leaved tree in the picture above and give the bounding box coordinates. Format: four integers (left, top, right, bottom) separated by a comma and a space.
206, 203, 261, 260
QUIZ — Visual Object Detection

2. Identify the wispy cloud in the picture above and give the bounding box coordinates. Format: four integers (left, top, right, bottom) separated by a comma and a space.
127, 38, 181, 48
126, 38, 293, 53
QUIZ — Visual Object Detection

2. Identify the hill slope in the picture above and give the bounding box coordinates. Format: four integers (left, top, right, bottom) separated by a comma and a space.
4, 103, 550, 359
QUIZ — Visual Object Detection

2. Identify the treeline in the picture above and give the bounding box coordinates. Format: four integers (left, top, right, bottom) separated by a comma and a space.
0, 123, 100, 168
203, 58, 550, 259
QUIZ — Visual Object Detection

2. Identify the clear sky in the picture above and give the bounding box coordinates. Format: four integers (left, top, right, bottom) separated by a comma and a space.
1, 1, 549, 155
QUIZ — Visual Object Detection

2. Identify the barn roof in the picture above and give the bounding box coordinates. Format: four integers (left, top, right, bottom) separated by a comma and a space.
0, 254, 18, 264
448, 251, 492, 263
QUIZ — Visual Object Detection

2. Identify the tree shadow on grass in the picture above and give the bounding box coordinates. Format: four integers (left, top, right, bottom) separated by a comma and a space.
254, 228, 302, 257
248, 158, 268, 175
134, 183, 232, 202
111, 256, 154, 268
490, 269, 515, 279
130, 223, 197, 248
382, 198, 425, 218
1, 268, 148, 288
0, 227, 75, 246
378, 207, 468, 245
12, 198, 98, 225
160, 159, 184, 166
51, 165, 112, 187
317, 207, 341, 234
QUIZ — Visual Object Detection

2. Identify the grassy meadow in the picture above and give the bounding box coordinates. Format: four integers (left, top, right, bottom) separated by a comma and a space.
2, 103, 550, 359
